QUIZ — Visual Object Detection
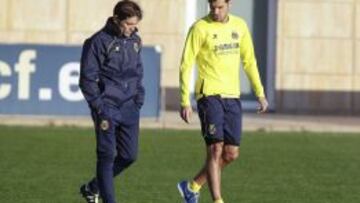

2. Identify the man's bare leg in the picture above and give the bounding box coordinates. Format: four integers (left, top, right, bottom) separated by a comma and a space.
191, 144, 240, 200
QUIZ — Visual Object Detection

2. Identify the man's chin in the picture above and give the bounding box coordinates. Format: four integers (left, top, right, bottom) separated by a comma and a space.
211, 16, 221, 22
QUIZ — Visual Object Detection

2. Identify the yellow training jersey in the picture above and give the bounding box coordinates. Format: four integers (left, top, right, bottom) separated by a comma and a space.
179, 14, 265, 107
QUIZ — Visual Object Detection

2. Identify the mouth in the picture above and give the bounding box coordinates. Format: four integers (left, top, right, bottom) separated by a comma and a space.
211, 14, 220, 20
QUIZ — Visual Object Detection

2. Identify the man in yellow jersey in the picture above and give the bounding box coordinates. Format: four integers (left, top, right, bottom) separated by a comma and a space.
177, 0, 268, 203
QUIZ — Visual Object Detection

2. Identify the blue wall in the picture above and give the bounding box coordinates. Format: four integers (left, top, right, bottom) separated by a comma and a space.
0, 44, 161, 117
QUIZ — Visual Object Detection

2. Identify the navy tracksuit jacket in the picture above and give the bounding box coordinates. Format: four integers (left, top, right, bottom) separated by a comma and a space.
80, 19, 144, 113
79, 18, 144, 203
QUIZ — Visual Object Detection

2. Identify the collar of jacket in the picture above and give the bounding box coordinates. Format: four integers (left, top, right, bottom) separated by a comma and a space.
103, 17, 137, 39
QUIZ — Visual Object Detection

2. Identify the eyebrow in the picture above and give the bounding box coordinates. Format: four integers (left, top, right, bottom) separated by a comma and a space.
210, 5, 224, 9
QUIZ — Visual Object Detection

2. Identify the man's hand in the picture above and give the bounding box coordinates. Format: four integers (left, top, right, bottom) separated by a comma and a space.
180, 106, 193, 123
257, 97, 268, 113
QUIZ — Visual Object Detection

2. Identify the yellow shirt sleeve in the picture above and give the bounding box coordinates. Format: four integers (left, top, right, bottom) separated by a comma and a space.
240, 21, 265, 98
179, 26, 203, 107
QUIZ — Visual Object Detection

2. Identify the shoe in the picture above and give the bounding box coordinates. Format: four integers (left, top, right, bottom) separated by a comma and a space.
177, 180, 200, 203
80, 184, 99, 203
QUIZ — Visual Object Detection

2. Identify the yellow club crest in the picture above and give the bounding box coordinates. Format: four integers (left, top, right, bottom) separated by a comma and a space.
100, 120, 109, 131
208, 124, 216, 135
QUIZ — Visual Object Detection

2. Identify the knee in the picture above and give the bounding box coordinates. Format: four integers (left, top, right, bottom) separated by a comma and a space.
97, 149, 116, 162
223, 150, 239, 163
209, 142, 224, 160
123, 156, 137, 167
116, 154, 137, 167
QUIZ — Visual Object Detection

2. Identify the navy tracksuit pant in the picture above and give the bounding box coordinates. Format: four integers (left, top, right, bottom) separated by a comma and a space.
88, 99, 140, 203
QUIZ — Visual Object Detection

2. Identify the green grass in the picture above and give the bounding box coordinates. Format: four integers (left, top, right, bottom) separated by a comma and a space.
0, 126, 360, 203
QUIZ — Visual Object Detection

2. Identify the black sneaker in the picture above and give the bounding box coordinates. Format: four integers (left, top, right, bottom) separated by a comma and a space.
80, 184, 99, 203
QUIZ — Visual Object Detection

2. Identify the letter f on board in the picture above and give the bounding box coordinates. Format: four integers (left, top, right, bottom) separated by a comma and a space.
15, 50, 37, 100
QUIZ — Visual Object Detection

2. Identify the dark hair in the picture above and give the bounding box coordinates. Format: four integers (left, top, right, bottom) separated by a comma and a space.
113, 0, 143, 21
208, 0, 230, 3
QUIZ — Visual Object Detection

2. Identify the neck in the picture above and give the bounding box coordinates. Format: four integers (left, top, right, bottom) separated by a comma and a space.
220, 15, 229, 23
210, 14, 230, 23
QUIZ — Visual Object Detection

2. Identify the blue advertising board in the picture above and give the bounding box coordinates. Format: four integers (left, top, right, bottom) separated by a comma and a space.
0, 44, 161, 117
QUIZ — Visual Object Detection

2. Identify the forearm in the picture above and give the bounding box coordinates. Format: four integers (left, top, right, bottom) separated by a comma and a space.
180, 65, 193, 107
79, 76, 103, 112
243, 63, 265, 98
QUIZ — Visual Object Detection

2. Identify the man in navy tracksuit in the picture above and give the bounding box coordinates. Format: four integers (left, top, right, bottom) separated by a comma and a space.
79, 1, 144, 203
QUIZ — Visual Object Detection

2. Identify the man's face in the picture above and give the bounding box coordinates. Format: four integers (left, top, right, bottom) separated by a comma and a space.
117, 16, 139, 37
209, 0, 230, 22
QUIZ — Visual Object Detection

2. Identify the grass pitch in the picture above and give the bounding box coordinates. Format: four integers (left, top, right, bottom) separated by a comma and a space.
0, 126, 359, 203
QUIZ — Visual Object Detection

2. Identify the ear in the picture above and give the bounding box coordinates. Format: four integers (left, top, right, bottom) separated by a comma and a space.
112, 15, 120, 25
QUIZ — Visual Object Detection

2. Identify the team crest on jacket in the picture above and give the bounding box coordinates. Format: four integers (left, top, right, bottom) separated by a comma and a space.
100, 120, 109, 131
232, 31, 239, 40
133, 42, 140, 53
